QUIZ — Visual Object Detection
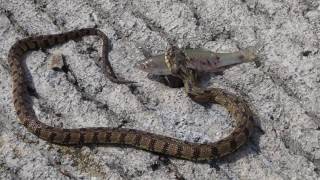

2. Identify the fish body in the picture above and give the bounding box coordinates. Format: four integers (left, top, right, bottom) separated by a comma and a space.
135, 47, 258, 75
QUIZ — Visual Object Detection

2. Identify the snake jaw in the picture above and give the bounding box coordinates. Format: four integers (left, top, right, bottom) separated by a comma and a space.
164, 46, 176, 74
165, 46, 188, 76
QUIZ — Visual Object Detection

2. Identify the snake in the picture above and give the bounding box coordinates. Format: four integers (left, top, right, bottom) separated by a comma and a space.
8, 28, 255, 161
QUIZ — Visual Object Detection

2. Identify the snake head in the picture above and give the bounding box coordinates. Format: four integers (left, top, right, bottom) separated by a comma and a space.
164, 46, 188, 75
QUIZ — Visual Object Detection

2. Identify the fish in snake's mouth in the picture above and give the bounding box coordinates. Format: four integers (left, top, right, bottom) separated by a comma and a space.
136, 46, 261, 76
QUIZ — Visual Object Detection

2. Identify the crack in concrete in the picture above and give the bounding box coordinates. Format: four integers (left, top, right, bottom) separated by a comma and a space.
127, 84, 159, 111
81, 0, 128, 40
281, 131, 320, 174
0, 58, 10, 73
28, 0, 66, 31
61, 60, 132, 128
241, 0, 275, 22
261, 69, 320, 128
152, 157, 186, 180
130, 9, 175, 44
0, 160, 21, 180
105, 160, 139, 180
0, 8, 30, 37
177, 0, 201, 26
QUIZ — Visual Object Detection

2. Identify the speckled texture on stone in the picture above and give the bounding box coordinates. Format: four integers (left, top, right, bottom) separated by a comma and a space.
0, 0, 319, 179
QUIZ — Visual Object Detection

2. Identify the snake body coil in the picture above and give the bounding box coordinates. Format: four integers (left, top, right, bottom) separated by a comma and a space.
9, 28, 254, 161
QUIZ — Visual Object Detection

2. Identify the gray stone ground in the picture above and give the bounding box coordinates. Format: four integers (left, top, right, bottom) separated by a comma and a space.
0, 0, 319, 179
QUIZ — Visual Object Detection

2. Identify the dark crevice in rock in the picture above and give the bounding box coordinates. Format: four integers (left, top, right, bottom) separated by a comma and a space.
32, 0, 47, 9
37, 102, 60, 117
130, 9, 175, 44
0, 58, 10, 73
61, 59, 133, 128
58, 169, 77, 180
299, 0, 319, 16
160, 157, 186, 180
178, 0, 202, 26
209, 160, 221, 171
128, 84, 158, 111
0, 8, 30, 37
0, 160, 21, 180
241, 0, 275, 22
314, 166, 320, 175
281, 133, 319, 169
301, 50, 312, 57
244, 1, 259, 15
105, 161, 135, 180
215, 27, 234, 41
62, 61, 104, 106
29, 0, 66, 31
262, 69, 320, 127
150, 161, 160, 171
82, 0, 128, 40
116, 119, 130, 128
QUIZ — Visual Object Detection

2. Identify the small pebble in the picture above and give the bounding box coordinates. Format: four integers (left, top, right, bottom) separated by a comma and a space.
48, 52, 64, 71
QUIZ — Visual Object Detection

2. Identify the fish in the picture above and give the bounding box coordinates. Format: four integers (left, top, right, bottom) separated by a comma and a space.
135, 47, 258, 75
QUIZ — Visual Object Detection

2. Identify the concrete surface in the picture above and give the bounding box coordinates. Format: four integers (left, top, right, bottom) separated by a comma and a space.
0, 0, 319, 179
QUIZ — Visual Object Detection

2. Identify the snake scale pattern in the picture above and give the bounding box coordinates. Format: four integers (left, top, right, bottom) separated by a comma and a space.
8, 28, 254, 161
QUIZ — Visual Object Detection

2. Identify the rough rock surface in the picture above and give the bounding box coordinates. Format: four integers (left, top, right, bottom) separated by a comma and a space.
0, 0, 319, 179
